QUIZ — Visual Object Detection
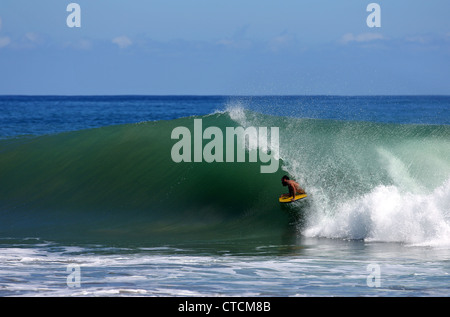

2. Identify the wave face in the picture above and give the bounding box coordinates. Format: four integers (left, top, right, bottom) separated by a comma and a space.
0, 113, 287, 244
1, 107, 450, 246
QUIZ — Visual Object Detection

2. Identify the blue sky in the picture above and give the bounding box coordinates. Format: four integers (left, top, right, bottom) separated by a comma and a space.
0, 0, 449, 95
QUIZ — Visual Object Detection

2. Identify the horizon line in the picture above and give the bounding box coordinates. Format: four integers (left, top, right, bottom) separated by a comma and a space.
1, 94, 449, 97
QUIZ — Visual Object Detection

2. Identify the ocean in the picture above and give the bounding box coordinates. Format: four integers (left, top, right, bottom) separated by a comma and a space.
0, 95, 449, 298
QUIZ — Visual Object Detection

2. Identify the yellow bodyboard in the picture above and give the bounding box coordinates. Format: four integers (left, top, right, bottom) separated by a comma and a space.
279, 193, 307, 203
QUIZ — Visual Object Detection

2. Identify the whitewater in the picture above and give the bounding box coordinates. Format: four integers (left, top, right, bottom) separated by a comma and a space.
228, 104, 450, 248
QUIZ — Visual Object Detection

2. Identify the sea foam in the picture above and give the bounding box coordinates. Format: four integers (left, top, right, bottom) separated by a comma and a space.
303, 178, 450, 247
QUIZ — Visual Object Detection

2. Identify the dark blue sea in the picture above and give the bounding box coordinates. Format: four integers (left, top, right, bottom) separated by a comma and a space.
0, 95, 449, 297
1, 95, 449, 138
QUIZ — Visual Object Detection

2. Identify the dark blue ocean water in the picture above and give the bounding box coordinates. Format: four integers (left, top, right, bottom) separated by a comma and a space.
0, 95, 448, 138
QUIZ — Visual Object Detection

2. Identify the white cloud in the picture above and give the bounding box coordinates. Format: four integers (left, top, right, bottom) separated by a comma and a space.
78, 39, 92, 50
112, 36, 132, 49
340, 33, 384, 44
24, 32, 44, 46
25, 32, 39, 43
64, 39, 92, 50
216, 38, 253, 51
268, 34, 293, 52
0, 36, 11, 48
216, 39, 234, 46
